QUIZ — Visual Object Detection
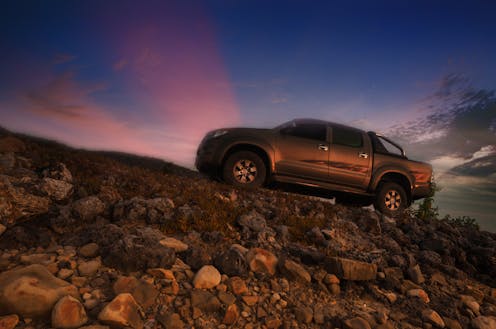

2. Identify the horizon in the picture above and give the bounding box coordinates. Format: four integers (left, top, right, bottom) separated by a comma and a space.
1, 0, 495, 230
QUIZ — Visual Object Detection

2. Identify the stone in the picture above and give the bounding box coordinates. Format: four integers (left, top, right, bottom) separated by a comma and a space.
193, 265, 221, 289
421, 309, 445, 328
0, 153, 15, 171
78, 259, 101, 276
407, 289, 430, 303
72, 196, 105, 221
51, 295, 88, 329
58, 268, 74, 280
159, 237, 189, 252
229, 276, 248, 295
246, 248, 278, 275
223, 304, 239, 325
79, 243, 100, 258
20, 253, 52, 265
214, 246, 248, 277
190, 290, 221, 313
265, 316, 282, 329
242, 295, 259, 306
324, 274, 340, 285
0, 224, 5, 236
41, 178, 73, 201
183, 247, 212, 271
461, 295, 480, 315
295, 306, 313, 324
113, 276, 159, 309
218, 291, 236, 305
41, 162, 72, 183
278, 258, 311, 283
344, 317, 372, 329
471, 316, 496, 329
314, 306, 325, 324
0, 314, 19, 329
98, 293, 143, 329
157, 313, 184, 329
237, 211, 267, 232
407, 264, 425, 284
95, 224, 176, 273
324, 257, 377, 281
0, 264, 79, 318
442, 317, 462, 329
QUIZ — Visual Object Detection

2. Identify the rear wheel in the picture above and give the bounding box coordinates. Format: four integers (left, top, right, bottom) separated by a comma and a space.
223, 151, 266, 189
374, 182, 407, 217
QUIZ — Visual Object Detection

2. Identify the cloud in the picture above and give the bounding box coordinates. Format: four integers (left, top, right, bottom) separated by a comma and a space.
113, 59, 128, 71
53, 53, 77, 64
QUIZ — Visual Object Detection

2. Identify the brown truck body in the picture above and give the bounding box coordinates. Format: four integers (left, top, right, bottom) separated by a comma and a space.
196, 119, 433, 215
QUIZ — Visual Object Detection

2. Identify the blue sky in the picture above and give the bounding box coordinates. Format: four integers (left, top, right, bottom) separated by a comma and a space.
1, 0, 495, 229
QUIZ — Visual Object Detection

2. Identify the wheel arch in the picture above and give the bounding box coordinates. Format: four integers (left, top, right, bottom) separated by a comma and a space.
221, 143, 273, 177
373, 171, 413, 205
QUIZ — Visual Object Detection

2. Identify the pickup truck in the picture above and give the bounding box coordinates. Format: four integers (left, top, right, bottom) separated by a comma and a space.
195, 118, 433, 216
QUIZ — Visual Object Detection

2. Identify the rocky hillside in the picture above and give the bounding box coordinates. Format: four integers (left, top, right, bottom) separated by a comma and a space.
0, 128, 495, 329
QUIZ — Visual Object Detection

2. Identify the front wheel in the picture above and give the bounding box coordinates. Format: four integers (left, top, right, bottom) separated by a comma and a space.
223, 151, 266, 189
374, 182, 408, 217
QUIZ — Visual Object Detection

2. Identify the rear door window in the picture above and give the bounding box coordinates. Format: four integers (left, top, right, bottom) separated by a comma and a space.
332, 126, 363, 147
285, 123, 327, 141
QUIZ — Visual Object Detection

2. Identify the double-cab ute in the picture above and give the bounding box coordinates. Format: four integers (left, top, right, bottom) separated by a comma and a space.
195, 119, 433, 216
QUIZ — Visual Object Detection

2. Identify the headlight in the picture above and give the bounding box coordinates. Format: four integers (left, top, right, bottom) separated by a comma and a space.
212, 130, 228, 138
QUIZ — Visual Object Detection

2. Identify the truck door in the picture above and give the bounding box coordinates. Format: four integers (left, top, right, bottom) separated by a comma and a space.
275, 122, 330, 181
328, 126, 371, 189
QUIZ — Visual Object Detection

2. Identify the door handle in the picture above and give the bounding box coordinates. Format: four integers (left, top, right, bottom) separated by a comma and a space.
358, 152, 369, 159
318, 144, 329, 151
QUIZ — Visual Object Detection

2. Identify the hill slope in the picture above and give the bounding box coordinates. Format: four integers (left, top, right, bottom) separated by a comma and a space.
0, 128, 495, 329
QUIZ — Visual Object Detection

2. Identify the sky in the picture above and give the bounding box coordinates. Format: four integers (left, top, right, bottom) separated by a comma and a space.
1, 1, 495, 230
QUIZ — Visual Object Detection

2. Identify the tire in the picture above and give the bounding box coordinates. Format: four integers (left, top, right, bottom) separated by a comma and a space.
223, 151, 266, 189
374, 182, 407, 217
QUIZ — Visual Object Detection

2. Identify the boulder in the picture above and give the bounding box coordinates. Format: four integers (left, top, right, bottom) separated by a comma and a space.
324, 257, 377, 281
159, 237, 189, 252
51, 295, 88, 329
72, 196, 105, 221
0, 264, 79, 318
98, 293, 143, 329
193, 265, 222, 289
246, 248, 278, 276
41, 178, 73, 201
214, 246, 248, 277
278, 258, 311, 284
113, 276, 158, 309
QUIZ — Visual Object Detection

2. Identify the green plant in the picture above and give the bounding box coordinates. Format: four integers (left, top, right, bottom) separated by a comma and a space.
442, 214, 479, 230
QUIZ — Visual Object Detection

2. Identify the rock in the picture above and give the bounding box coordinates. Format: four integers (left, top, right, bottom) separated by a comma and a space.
0, 264, 79, 318
0, 224, 5, 236
41, 178, 73, 201
72, 196, 105, 221
157, 313, 184, 329
95, 224, 176, 273
344, 316, 372, 329
324, 257, 377, 281
190, 290, 221, 313
159, 237, 189, 252
20, 253, 52, 265
0, 153, 15, 171
442, 317, 462, 329
193, 265, 221, 289
113, 276, 158, 309
41, 163, 72, 183
58, 268, 74, 280
408, 264, 425, 284
0, 176, 50, 226
246, 248, 278, 275
422, 309, 445, 328
51, 295, 88, 329
78, 258, 101, 276
79, 243, 99, 258
214, 246, 248, 277
223, 304, 239, 325
407, 289, 430, 303
314, 306, 325, 324
0, 136, 25, 153
278, 258, 311, 283
113, 197, 174, 224
237, 211, 267, 232
324, 274, 340, 285
98, 293, 143, 329
79, 326, 110, 329
265, 316, 282, 329
295, 306, 313, 324
229, 276, 248, 295
242, 295, 259, 306
461, 295, 481, 315
183, 247, 212, 271
0, 314, 19, 329
471, 316, 496, 329
218, 291, 236, 305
